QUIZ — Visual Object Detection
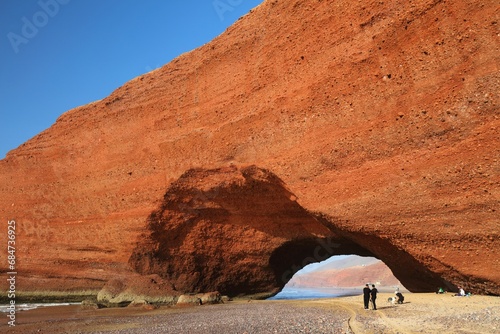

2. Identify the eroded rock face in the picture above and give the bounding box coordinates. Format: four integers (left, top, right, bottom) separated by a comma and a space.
129, 165, 368, 296
97, 274, 178, 305
128, 165, 487, 296
0, 0, 498, 296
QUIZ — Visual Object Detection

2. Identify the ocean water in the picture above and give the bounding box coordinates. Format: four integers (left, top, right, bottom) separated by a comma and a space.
268, 287, 360, 300
0, 302, 78, 313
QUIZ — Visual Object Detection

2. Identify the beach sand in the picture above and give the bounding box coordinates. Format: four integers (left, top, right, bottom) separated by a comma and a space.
2, 293, 499, 333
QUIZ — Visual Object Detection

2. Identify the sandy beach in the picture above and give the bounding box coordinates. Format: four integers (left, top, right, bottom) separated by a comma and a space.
2, 293, 499, 333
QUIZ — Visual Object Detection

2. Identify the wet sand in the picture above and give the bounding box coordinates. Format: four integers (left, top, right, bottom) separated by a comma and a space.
2, 293, 499, 333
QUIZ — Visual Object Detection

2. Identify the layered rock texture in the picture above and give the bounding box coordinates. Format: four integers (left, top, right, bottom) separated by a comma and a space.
1, 0, 499, 297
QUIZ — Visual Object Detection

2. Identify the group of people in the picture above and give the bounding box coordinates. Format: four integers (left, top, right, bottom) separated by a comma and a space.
363, 284, 378, 310
437, 286, 471, 297
363, 284, 404, 310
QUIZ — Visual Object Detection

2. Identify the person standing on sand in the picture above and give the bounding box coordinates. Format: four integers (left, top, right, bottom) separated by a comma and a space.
363, 284, 371, 309
370, 284, 378, 310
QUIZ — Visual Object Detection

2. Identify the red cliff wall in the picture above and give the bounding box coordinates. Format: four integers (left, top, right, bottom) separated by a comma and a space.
0, 0, 498, 296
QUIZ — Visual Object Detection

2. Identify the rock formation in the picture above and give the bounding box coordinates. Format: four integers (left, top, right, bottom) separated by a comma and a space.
0, 0, 498, 297
287, 258, 404, 289
128, 165, 373, 297
96, 274, 178, 306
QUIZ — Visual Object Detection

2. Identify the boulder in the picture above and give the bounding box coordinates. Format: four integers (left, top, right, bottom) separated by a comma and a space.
97, 274, 179, 306
176, 291, 222, 306
176, 294, 202, 306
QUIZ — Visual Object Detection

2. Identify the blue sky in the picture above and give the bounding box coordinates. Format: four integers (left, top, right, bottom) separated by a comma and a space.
0, 0, 263, 158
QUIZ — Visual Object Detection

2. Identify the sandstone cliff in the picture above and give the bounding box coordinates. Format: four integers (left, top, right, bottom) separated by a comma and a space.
0, 0, 498, 297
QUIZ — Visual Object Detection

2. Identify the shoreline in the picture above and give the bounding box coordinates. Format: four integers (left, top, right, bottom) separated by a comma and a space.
2, 293, 499, 333
0, 290, 99, 304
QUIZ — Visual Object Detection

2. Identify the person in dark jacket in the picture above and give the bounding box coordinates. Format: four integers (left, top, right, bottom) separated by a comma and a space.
396, 291, 404, 304
363, 284, 371, 309
370, 284, 378, 310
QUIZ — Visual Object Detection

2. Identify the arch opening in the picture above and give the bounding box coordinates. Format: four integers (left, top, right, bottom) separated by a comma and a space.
266, 219, 458, 297
270, 254, 407, 300
129, 165, 459, 298
268, 236, 375, 288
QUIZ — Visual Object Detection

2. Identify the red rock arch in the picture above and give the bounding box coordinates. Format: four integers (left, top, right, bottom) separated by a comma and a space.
129, 165, 458, 297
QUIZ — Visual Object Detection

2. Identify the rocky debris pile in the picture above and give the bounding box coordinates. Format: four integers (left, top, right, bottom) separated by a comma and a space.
97, 274, 179, 307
